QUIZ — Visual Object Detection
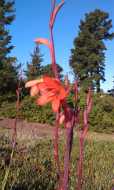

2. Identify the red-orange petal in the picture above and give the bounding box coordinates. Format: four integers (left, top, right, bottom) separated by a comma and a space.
35, 38, 50, 48
30, 85, 39, 96
58, 87, 67, 100
25, 78, 43, 88
37, 92, 55, 105
52, 98, 60, 112
59, 112, 65, 124
43, 76, 60, 89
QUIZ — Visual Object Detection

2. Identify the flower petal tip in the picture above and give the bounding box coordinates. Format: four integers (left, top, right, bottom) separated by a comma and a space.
25, 78, 43, 88
34, 38, 50, 48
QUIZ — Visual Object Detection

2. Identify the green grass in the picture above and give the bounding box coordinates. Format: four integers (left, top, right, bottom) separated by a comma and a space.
0, 135, 114, 190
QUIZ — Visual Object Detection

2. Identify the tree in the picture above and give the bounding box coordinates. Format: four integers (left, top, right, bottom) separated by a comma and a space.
25, 46, 43, 80
108, 76, 114, 97
41, 63, 63, 80
0, 0, 18, 100
69, 9, 114, 92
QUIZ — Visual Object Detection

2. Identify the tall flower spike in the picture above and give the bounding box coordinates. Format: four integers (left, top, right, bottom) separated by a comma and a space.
51, 0, 56, 14
76, 88, 92, 190
50, 0, 65, 29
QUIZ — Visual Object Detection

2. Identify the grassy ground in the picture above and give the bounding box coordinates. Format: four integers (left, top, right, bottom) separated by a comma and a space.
0, 131, 114, 190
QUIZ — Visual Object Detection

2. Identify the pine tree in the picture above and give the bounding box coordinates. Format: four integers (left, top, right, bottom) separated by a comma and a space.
108, 76, 114, 97
41, 64, 63, 80
70, 9, 114, 92
25, 46, 43, 80
0, 0, 17, 100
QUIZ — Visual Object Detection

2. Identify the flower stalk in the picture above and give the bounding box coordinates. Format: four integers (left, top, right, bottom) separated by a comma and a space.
76, 88, 92, 190
2, 68, 22, 190
26, 1, 93, 190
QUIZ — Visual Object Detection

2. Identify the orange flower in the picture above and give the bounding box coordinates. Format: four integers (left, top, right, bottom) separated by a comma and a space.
35, 38, 50, 48
25, 76, 68, 112
25, 78, 43, 96
59, 112, 65, 124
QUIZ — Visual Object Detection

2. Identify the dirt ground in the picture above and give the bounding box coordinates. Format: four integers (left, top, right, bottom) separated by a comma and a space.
0, 118, 114, 147
0, 118, 63, 146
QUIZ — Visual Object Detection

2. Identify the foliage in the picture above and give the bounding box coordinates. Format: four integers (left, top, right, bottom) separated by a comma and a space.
0, 93, 114, 133
0, 0, 18, 100
63, 91, 114, 133
0, 96, 54, 124
41, 64, 63, 80
108, 89, 114, 97
107, 76, 114, 97
70, 9, 114, 92
89, 93, 114, 133
20, 96, 55, 124
25, 46, 43, 80
0, 101, 16, 118
0, 137, 114, 190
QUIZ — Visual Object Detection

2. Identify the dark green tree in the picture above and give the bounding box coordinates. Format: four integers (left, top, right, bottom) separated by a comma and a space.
41, 63, 63, 80
108, 76, 114, 97
25, 46, 43, 80
70, 9, 114, 92
0, 0, 18, 101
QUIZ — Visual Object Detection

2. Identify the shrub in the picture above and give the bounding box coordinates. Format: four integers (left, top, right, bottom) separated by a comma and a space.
0, 93, 114, 133
68, 92, 114, 133
89, 93, 114, 133
0, 96, 55, 124
20, 96, 55, 124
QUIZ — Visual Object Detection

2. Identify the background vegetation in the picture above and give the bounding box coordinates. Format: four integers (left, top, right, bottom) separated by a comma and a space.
1, 92, 114, 133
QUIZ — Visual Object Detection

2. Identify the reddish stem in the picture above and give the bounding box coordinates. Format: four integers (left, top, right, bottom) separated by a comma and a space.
49, 2, 61, 188
12, 87, 20, 148
50, 27, 59, 79
76, 89, 92, 190
53, 113, 62, 184
62, 126, 73, 190
51, 0, 56, 13
49, 2, 80, 190
60, 105, 75, 190
77, 133, 84, 190
12, 66, 23, 148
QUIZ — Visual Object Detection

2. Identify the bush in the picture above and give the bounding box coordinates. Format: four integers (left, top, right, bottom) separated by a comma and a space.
0, 93, 114, 133
20, 96, 55, 124
0, 96, 55, 124
68, 92, 114, 133
89, 93, 114, 133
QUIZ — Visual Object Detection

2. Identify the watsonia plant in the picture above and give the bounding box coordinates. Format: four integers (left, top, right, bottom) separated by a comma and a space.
25, 0, 92, 190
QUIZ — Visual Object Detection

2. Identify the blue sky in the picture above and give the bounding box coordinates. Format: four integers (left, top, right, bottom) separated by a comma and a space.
10, 0, 114, 91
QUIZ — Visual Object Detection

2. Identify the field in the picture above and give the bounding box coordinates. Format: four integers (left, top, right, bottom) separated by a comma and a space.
0, 119, 114, 190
